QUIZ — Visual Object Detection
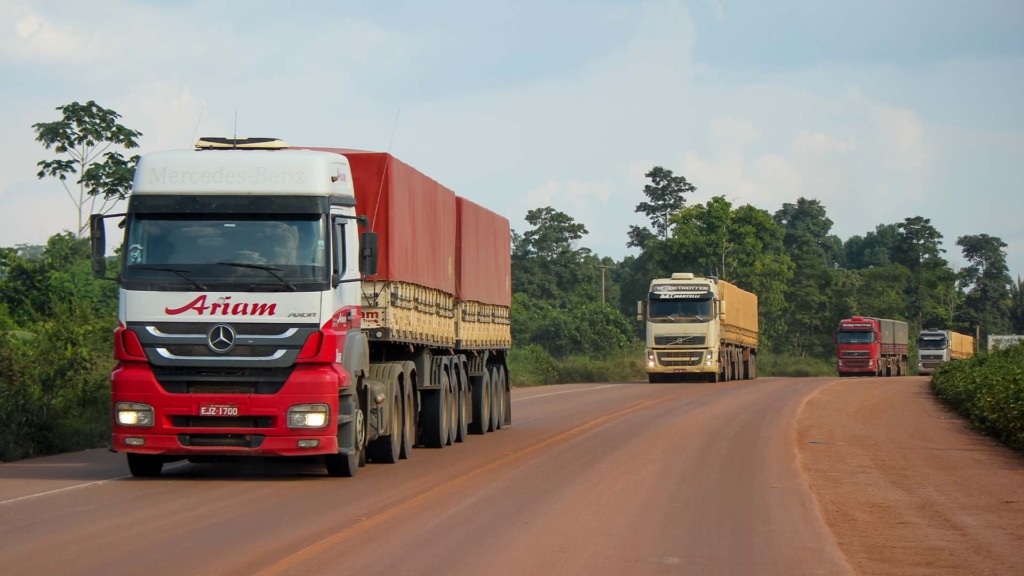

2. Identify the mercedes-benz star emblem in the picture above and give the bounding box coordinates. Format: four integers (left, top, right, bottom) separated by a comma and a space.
207, 324, 236, 354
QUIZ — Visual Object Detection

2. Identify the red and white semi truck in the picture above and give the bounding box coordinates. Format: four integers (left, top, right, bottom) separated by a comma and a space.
835, 316, 909, 377
90, 137, 512, 477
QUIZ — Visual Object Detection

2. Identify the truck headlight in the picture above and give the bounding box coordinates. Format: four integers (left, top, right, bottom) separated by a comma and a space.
287, 404, 330, 429
705, 350, 713, 366
647, 349, 655, 367
115, 402, 154, 427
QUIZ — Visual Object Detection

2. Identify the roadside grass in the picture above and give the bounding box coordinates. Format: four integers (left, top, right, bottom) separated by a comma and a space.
930, 343, 1024, 452
508, 344, 647, 387
756, 352, 836, 377
508, 346, 840, 387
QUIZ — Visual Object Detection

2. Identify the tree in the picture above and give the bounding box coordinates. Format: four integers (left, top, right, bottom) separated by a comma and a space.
892, 216, 952, 327
843, 223, 900, 270
627, 166, 695, 248
1009, 276, 1024, 334
772, 198, 844, 357
956, 234, 1012, 337
33, 100, 143, 237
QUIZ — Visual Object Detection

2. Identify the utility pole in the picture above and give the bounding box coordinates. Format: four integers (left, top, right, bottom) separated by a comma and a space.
595, 264, 612, 304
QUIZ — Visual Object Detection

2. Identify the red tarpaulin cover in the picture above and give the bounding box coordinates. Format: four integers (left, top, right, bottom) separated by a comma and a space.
457, 197, 511, 306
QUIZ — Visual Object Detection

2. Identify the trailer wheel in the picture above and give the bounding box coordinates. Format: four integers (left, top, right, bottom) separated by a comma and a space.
494, 366, 507, 430
500, 366, 512, 427
400, 379, 415, 459
446, 369, 458, 446
454, 363, 469, 443
470, 368, 491, 435
421, 373, 450, 449
488, 366, 500, 432
126, 454, 163, 478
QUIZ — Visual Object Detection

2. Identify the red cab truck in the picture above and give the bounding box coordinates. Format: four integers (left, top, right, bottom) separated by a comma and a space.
90, 137, 511, 477
835, 316, 909, 377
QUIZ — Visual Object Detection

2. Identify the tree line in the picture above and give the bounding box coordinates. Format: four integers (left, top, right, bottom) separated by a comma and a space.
512, 167, 1022, 362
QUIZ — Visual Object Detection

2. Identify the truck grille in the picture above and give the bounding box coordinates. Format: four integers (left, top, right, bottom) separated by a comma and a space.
128, 322, 317, 369
655, 335, 706, 346
921, 354, 944, 361
657, 351, 704, 366
841, 351, 870, 358
842, 359, 871, 369
151, 366, 293, 395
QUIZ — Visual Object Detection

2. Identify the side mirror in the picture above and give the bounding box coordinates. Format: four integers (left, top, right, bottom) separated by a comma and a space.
90, 214, 106, 278
718, 298, 727, 321
359, 231, 379, 276
636, 300, 644, 322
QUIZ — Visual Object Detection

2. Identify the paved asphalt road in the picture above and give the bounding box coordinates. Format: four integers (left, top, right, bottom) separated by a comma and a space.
0, 376, 1020, 575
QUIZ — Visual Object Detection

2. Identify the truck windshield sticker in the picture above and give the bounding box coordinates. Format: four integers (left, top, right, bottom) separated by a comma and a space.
128, 244, 144, 264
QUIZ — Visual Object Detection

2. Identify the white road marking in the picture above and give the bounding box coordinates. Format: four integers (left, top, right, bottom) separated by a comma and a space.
515, 384, 620, 401
0, 462, 187, 506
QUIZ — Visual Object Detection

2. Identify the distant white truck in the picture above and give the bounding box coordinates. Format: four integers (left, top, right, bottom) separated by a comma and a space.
987, 334, 1024, 351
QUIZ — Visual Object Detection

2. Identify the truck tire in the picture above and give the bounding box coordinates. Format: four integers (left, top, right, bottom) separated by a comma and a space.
470, 369, 491, 435
488, 366, 500, 432
367, 391, 402, 464
126, 454, 163, 478
446, 368, 458, 446
420, 373, 450, 449
326, 392, 365, 477
500, 365, 512, 427
494, 366, 507, 430
400, 376, 415, 459
454, 362, 469, 443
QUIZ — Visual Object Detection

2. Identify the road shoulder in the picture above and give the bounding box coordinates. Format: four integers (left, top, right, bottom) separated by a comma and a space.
796, 376, 1024, 576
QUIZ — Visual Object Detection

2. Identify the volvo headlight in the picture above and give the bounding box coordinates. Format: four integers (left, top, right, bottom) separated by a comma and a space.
115, 402, 154, 427
287, 404, 330, 429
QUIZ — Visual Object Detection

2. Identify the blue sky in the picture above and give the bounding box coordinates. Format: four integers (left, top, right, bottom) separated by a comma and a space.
2, 0, 1022, 279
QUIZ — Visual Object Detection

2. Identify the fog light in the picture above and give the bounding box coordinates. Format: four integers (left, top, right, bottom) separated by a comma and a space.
125, 437, 145, 446
115, 402, 154, 427
297, 439, 320, 448
287, 404, 330, 429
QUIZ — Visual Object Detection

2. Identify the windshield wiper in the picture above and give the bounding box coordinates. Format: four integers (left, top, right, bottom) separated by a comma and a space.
216, 262, 297, 291
128, 265, 207, 290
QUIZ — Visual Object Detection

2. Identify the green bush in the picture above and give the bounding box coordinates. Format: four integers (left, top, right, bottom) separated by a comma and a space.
931, 343, 1024, 451
757, 352, 836, 377
508, 343, 647, 387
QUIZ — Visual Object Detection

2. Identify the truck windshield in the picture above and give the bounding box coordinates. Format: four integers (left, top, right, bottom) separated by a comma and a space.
918, 338, 947, 350
837, 330, 874, 344
648, 297, 713, 323
121, 213, 328, 291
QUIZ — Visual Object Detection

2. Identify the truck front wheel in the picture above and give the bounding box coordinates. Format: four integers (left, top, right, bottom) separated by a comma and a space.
326, 393, 366, 477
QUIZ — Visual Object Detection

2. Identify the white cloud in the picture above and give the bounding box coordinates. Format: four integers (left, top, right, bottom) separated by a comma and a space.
0, 7, 104, 64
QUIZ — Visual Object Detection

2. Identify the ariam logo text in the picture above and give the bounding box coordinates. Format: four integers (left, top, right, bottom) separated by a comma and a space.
165, 295, 277, 317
